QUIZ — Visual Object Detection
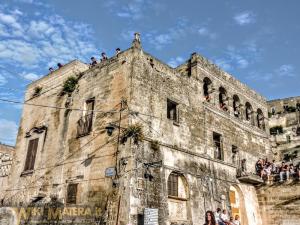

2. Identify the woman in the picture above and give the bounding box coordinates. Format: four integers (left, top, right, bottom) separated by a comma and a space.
204, 210, 217, 225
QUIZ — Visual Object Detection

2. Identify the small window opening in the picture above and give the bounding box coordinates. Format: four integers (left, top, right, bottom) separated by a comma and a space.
167, 99, 178, 122
77, 98, 95, 137
213, 132, 223, 160
66, 183, 78, 204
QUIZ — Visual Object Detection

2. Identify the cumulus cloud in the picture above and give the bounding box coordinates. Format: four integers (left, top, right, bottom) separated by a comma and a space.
234, 11, 256, 25
0, 8, 97, 70
0, 119, 18, 145
168, 56, 185, 68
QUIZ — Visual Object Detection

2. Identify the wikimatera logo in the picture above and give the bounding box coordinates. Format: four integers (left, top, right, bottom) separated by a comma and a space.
0, 205, 105, 225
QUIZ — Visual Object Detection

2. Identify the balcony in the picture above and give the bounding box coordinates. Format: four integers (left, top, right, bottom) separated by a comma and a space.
77, 114, 93, 137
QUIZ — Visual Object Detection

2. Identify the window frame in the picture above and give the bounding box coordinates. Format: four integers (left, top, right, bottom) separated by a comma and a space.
66, 183, 78, 204
167, 99, 179, 123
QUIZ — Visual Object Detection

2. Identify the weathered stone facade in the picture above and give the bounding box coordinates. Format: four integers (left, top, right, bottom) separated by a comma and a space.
267, 97, 300, 162
1, 35, 274, 225
0, 143, 14, 196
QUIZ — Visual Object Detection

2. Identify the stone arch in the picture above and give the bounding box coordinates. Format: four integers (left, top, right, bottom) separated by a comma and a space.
167, 172, 190, 224
256, 108, 265, 130
233, 95, 241, 118
245, 102, 254, 125
219, 86, 229, 111
228, 185, 248, 225
203, 77, 213, 102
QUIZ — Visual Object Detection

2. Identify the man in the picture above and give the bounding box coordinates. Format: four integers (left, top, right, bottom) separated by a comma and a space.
101, 52, 108, 61
214, 208, 221, 225
233, 215, 240, 225
57, 63, 63, 68
279, 162, 289, 182
220, 209, 229, 225
116, 48, 121, 55
49, 67, 54, 73
90, 57, 97, 67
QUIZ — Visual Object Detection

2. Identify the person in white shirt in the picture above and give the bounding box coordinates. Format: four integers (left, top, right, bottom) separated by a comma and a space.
214, 208, 221, 224
233, 215, 240, 225
220, 209, 229, 225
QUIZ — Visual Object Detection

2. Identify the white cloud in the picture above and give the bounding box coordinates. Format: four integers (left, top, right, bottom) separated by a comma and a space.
277, 64, 295, 77
0, 74, 7, 86
0, 119, 18, 145
20, 72, 41, 81
0, 8, 97, 70
168, 56, 185, 68
234, 11, 256, 25
198, 27, 216, 39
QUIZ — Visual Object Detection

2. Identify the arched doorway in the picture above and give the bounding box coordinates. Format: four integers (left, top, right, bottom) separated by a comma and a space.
229, 185, 248, 225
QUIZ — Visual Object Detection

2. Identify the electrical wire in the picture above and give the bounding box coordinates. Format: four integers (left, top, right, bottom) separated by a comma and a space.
0, 98, 120, 114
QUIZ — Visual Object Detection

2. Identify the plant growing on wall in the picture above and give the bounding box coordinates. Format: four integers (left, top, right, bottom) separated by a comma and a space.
150, 140, 160, 151
33, 86, 42, 97
120, 123, 144, 145
62, 76, 78, 94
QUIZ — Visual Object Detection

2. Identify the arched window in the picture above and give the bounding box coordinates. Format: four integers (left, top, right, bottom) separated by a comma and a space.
203, 77, 213, 102
167, 172, 188, 199
233, 95, 241, 118
245, 102, 253, 124
219, 87, 228, 111
257, 109, 265, 130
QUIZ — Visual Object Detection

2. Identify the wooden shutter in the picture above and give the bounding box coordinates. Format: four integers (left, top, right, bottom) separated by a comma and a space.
168, 173, 178, 197
67, 183, 78, 204
24, 138, 39, 171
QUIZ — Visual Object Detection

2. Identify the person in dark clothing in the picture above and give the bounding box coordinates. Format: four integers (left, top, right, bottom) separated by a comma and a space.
57, 63, 63, 68
101, 52, 108, 61
116, 48, 121, 55
90, 57, 97, 67
204, 210, 217, 225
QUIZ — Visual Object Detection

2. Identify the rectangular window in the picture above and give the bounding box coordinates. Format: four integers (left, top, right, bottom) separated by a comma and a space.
231, 145, 238, 164
24, 138, 39, 171
167, 99, 178, 122
66, 183, 78, 204
168, 173, 178, 196
77, 98, 95, 137
213, 132, 223, 160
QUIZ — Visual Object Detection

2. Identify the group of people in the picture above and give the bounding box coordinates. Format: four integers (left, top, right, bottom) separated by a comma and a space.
89, 48, 121, 68
48, 48, 122, 73
255, 158, 300, 182
204, 208, 240, 225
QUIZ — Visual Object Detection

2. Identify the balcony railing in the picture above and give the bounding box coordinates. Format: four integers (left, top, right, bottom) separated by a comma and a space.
77, 114, 93, 137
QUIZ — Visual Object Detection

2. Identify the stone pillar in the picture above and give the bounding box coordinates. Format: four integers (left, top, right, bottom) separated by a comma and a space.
190, 52, 201, 80
227, 97, 234, 116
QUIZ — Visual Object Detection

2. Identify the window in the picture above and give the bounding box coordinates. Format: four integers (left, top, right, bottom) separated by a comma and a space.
245, 102, 253, 123
231, 145, 238, 164
233, 95, 240, 118
24, 138, 39, 171
219, 87, 228, 111
77, 98, 95, 137
257, 109, 265, 130
167, 99, 178, 122
213, 132, 223, 160
203, 77, 213, 102
66, 183, 78, 204
168, 173, 178, 197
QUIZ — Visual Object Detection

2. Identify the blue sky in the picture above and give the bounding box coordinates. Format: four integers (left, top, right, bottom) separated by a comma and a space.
0, 0, 299, 145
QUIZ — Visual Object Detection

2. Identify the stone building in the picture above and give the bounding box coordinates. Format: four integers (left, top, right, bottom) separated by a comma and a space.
1, 34, 271, 225
268, 97, 300, 162
0, 143, 14, 197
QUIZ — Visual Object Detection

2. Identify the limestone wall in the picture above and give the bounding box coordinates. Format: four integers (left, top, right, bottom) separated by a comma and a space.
256, 182, 300, 225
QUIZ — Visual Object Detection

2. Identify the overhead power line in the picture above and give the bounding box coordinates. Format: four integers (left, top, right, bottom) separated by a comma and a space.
0, 98, 120, 114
